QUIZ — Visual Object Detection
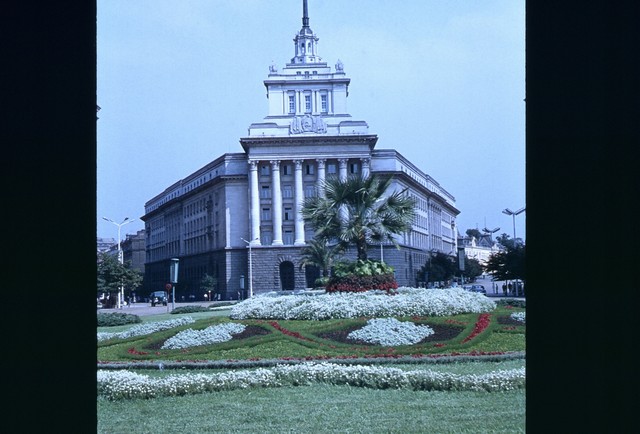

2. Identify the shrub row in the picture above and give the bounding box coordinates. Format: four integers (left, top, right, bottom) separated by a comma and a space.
97, 312, 142, 327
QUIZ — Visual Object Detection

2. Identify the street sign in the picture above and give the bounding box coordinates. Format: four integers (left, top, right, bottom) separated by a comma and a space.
165, 283, 172, 291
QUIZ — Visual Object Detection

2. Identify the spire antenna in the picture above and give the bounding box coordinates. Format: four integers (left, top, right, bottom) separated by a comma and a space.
302, 0, 309, 27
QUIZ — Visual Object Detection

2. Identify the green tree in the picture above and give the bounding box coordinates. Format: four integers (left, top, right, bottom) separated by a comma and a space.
97, 252, 143, 296
419, 252, 457, 284
302, 174, 417, 261
462, 257, 484, 281
485, 244, 525, 283
496, 233, 523, 250
200, 273, 218, 299
466, 228, 482, 240
299, 238, 341, 278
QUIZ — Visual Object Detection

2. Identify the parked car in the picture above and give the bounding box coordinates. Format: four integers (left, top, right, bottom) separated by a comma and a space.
150, 291, 168, 307
469, 284, 486, 294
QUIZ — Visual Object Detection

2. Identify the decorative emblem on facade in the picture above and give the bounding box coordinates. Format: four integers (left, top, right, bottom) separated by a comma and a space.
335, 59, 344, 72
289, 115, 327, 134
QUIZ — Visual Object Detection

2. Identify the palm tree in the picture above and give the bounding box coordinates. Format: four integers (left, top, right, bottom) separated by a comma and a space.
302, 174, 417, 261
299, 238, 340, 278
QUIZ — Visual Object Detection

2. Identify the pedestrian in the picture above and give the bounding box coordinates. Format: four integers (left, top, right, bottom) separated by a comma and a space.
502, 283, 507, 296
508, 282, 513, 295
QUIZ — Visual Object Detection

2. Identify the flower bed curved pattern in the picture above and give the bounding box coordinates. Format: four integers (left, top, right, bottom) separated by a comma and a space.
347, 318, 435, 346
97, 362, 525, 400
97, 317, 196, 342
161, 323, 246, 350
230, 287, 496, 320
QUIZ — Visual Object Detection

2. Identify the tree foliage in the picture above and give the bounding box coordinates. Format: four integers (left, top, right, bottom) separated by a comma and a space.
485, 244, 526, 282
462, 257, 484, 281
302, 175, 417, 261
466, 229, 483, 240
299, 238, 341, 278
97, 252, 143, 294
419, 252, 457, 283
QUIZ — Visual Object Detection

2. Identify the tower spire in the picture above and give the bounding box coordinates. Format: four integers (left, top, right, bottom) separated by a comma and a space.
302, 0, 309, 28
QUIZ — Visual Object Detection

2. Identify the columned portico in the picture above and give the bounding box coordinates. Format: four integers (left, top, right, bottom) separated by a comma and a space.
293, 159, 305, 245
270, 160, 284, 245
248, 160, 261, 245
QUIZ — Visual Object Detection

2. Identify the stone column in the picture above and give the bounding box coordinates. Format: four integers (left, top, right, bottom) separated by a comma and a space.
293, 159, 305, 245
248, 160, 261, 245
338, 158, 349, 222
338, 158, 348, 182
316, 158, 326, 197
361, 158, 370, 179
270, 160, 283, 245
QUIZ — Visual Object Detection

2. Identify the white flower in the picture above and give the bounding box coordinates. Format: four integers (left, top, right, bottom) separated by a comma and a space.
97, 363, 525, 400
161, 322, 246, 350
510, 312, 525, 323
97, 317, 196, 342
230, 287, 495, 320
347, 318, 435, 346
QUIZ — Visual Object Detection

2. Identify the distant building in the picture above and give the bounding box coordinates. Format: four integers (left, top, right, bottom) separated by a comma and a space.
141, 1, 460, 300
458, 233, 501, 266
97, 237, 116, 253
121, 229, 146, 274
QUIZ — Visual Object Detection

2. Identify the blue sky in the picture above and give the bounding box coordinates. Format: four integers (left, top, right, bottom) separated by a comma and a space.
97, 0, 525, 243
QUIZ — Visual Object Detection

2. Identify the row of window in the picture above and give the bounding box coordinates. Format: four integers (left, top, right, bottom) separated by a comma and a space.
288, 93, 328, 114
259, 161, 360, 176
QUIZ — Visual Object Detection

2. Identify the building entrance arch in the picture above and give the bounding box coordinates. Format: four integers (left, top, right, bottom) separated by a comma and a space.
279, 261, 295, 291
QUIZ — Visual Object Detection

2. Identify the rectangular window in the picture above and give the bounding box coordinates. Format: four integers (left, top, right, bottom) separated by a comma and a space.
321, 94, 328, 113
282, 185, 293, 198
304, 185, 316, 198
350, 163, 359, 174
305, 164, 314, 175
282, 165, 290, 175
327, 163, 337, 174
261, 232, 272, 246
284, 207, 292, 221
260, 185, 271, 198
284, 230, 294, 245
261, 208, 271, 221
260, 165, 270, 176
305, 94, 311, 113
288, 95, 295, 114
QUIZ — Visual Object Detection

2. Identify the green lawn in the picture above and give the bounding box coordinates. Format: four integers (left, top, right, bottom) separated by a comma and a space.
98, 383, 525, 433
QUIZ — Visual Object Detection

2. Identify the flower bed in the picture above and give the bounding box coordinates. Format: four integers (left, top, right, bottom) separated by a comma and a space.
97, 362, 525, 400
97, 317, 196, 342
230, 287, 496, 320
346, 318, 435, 346
161, 323, 246, 350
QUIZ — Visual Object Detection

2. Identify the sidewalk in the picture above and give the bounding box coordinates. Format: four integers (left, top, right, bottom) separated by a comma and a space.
98, 301, 218, 317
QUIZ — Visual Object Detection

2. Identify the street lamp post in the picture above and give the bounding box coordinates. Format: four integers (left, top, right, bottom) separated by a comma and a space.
501, 207, 525, 244
241, 238, 258, 298
502, 207, 525, 295
102, 216, 136, 309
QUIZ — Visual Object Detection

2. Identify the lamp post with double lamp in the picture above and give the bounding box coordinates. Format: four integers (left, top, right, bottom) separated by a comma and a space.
502, 207, 525, 295
102, 216, 136, 308
241, 238, 259, 298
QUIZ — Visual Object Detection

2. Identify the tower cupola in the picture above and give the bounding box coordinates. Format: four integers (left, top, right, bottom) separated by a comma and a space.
291, 0, 321, 64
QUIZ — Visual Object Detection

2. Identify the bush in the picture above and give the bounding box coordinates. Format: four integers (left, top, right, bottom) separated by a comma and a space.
495, 299, 526, 308
326, 273, 398, 293
171, 305, 211, 314
97, 312, 142, 327
326, 259, 398, 293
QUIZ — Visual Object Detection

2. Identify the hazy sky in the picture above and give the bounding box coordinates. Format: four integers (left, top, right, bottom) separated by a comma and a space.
97, 0, 525, 244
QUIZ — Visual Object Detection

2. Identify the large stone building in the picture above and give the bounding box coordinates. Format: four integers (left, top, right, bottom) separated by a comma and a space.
141, 1, 460, 300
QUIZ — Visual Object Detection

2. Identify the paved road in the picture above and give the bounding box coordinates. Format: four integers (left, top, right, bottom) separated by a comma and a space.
98, 301, 226, 317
